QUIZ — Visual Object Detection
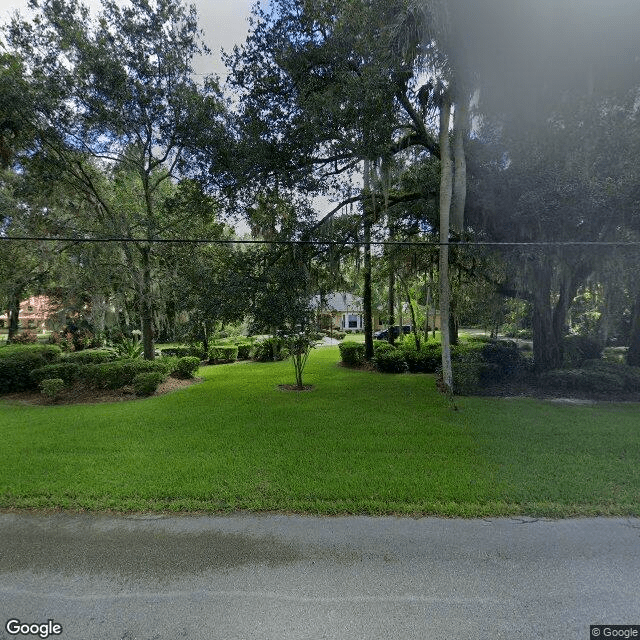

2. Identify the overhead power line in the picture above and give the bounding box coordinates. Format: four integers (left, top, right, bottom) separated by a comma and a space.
1, 236, 640, 247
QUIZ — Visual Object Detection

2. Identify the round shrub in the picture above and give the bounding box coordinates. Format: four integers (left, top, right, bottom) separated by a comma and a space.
39, 378, 66, 400
373, 349, 409, 373
133, 371, 166, 397
173, 356, 200, 379
373, 341, 396, 355
0, 345, 62, 393
338, 341, 365, 367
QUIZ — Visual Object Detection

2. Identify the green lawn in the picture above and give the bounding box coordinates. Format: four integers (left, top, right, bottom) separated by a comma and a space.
1, 346, 639, 516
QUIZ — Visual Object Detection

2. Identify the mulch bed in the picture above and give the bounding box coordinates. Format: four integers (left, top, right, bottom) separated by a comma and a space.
277, 384, 315, 392
1, 377, 203, 406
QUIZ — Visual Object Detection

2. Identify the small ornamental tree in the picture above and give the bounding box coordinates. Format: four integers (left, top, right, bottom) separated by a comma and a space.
283, 332, 316, 390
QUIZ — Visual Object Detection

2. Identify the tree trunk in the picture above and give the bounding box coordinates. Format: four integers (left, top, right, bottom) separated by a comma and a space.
451, 95, 469, 236
423, 276, 431, 343
90, 294, 107, 345
449, 311, 458, 346
531, 261, 574, 372
407, 295, 420, 350
388, 252, 396, 346
201, 320, 209, 359
363, 159, 374, 361
140, 246, 155, 361
627, 286, 640, 366
439, 91, 454, 392
397, 285, 403, 336
7, 289, 21, 342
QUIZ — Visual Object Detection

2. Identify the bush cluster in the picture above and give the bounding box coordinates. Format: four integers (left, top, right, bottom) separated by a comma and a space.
173, 356, 200, 379
338, 341, 365, 367
373, 346, 409, 373
82, 357, 178, 390
209, 345, 238, 364
539, 360, 640, 395
562, 335, 603, 367
236, 343, 253, 360
39, 378, 66, 400
338, 338, 530, 392
160, 346, 197, 358
253, 337, 289, 362
10, 330, 39, 344
398, 342, 441, 373
133, 371, 167, 397
0, 345, 62, 393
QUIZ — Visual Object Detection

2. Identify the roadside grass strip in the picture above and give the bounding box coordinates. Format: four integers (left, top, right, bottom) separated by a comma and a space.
1, 347, 639, 516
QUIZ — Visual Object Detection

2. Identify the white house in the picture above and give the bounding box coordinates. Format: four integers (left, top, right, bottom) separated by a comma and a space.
312, 293, 383, 332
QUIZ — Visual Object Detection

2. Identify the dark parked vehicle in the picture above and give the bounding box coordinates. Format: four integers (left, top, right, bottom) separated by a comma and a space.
374, 325, 412, 340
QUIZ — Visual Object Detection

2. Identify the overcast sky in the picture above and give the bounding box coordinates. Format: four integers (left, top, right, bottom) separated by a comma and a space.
0, 0, 257, 82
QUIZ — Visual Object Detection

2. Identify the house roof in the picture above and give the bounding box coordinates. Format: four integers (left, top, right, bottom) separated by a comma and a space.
312, 293, 363, 312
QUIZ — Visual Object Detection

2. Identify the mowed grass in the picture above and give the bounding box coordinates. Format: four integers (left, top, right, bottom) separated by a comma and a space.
1, 346, 639, 516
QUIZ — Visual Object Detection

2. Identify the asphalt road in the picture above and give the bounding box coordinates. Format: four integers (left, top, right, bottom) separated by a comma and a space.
1, 513, 639, 640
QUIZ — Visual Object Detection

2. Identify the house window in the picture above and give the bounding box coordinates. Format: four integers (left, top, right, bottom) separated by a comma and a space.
348, 314, 359, 328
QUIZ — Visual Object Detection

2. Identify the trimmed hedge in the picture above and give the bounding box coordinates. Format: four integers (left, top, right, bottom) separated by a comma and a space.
0, 344, 61, 360
540, 361, 640, 395
173, 356, 200, 379
0, 345, 62, 393
398, 342, 441, 373
209, 345, 238, 364
31, 362, 84, 386
373, 348, 409, 373
82, 358, 179, 390
338, 341, 365, 367
236, 343, 253, 360
133, 371, 167, 397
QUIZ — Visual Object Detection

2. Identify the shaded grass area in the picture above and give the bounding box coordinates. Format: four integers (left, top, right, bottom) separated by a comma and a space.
1, 347, 639, 516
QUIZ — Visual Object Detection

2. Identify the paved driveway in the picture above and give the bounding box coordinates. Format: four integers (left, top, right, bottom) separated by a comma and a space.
1, 513, 639, 640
